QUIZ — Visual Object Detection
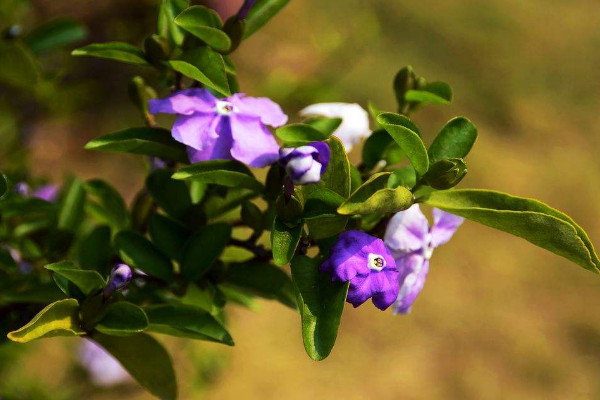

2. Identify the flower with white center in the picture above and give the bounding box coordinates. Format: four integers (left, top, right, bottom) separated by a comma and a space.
299, 103, 371, 152
384, 204, 464, 314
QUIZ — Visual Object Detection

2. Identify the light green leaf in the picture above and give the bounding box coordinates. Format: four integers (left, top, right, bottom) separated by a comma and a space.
96, 302, 149, 336
25, 18, 87, 54
45, 261, 105, 295
145, 303, 233, 345
158, 0, 188, 47
303, 188, 345, 220
291, 255, 348, 361
85, 127, 188, 163
173, 159, 263, 192
92, 333, 177, 400
7, 299, 85, 343
428, 117, 478, 164
57, 178, 86, 231
169, 47, 230, 96
338, 173, 413, 216
405, 81, 452, 105
84, 179, 130, 230
175, 6, 231, 52
244, 0, 291, 38
72, 42, 148, 65
361, 129, 404, 169
271, 217, 301, 266
276, 123, 332, 145
114, 230, 173, 281
377, 113, 429, 175
181, 223, 232, 282
303, 117, 342, 136
422, 189, 600, 274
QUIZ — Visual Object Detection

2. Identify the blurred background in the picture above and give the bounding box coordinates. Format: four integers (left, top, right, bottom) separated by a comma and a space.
1, 0, 600, 399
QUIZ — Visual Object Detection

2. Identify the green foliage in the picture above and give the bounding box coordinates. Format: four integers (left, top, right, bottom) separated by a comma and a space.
271, 217, 302, 266
84, 179, 130, 231
338, 172, 413, 215
168, 53, 230, 97
377, 113, 429, 175
421, 158, 468, 190
244, 0, 291, 38
72, 42, 149, 65
57, 178, 86, 231
92, 333, 178, 400
7, 299, 85, 343
96, 302, 149, 336
405, 81, 453, 105
181, 223, 231, 282
422, 190, 600, 273
45, 261, 105, 296
175, 6, 231, 52
173, 159, 264, 192
147, 169, 193, 220
25, 18, 88, 54
158, 0, 189, 47
114, 230, 174, 281
276, 123, 332, 145
291, 256, 348, 361
428, 117, 478, 164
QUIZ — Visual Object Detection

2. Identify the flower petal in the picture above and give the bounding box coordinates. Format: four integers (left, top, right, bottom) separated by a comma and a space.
229, 94, 288, 127
229, 114, 280, 167
431, 208, 464, 248
148, 88, 217, 115
172, 113, 220, 150
299, 103, 370, 152
393, 254, 429, 314
186, 117, 234, 162
346, 274, 375, 308
384, 204, 429, 255
308, 141, 330, 173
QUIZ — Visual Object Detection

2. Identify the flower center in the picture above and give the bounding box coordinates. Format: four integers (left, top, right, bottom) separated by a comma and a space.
368, 253, 386, 271
216, 100, 235, 115
423, 233, 434, 259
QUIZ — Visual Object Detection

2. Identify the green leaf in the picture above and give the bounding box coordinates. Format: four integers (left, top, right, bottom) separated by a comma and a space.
271, 217, 302, 266
244, 0, 291, 38
85, 127, 188, 163
114, 230, 173, 281
393, 66, 417, 110
84, 179, 129, 230
78, 225, 113, 273
422, 189, 600, 274
57, 178, 86, 231
0, 42, 40, 90
428, 117, 478, 165
96, 302, 149, 336
377, 113, 429, 175
303, 188, 345, 220
0, 173, 7, 199
173, 160, 264, 192
45, 261, 106, 296
276, 123, 332, 145
290, 255, 348, 361
148, 214, 190, 261
224, 261, 296, 308
175, 6, 231, 52
388, 167, 417, 189
92, 333, 177, 400
146, 169, 192, 220
145, 304, 233, 345
303, 117, 342, 136
7, 299, 85, 343
405, 81, 453, 105
169, 46, 230, 96
158, 0, 188, 47
72, 42, 149, 65
361, 129, 404, 169
181, 223, 232, 282
25, 18, 87, 54
338, 172, 413, 215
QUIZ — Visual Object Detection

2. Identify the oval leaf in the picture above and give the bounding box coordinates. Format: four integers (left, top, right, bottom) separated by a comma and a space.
172, 159, 264, 192
169, 47, 230, 96
45, 261, 106, 296
422, 189, 600, 273
181, 223, 232, 282
175, 6, 231, 52
428, 117, 478, 164
275, 123, 331, 145
244, 0, 291, 38
146, 169, 193, 220
114, 230, 174, 281
338, 172, 413, 215
405, 82, 453, 105
72, 42, 148, 65
96, 302, 149, 336
377, 113, 429, 175
271, 217, 302, 266
84, 179, 130, 230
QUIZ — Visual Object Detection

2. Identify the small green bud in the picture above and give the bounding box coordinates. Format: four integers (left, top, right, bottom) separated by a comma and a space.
241, 201, 263, 231
422, 158, 467, 190
393, 66, 416, 110
275, 193, 303, 225
143, 34, 170, 64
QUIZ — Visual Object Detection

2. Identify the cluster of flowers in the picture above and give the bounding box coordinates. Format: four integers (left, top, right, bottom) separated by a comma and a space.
149, 89, 464, 313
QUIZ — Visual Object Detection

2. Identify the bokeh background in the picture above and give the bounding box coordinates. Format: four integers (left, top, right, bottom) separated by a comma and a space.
1, 0, 600, 399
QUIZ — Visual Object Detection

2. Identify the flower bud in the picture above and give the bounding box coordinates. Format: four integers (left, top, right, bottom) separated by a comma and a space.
104, 263, 133, 297
393, 66, 416, 110
237, 0, 257, 20
422, 158, 467, 190
278, 142, 330, 185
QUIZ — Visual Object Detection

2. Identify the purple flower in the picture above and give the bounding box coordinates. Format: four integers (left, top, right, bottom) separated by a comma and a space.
237, 0, 256, 20
320, 230, 399, 310
278, 142, 330, 185
3, 246, 32, 274
14, 182, 59, 202
104, 263, 133, 297
79, 340, 130, 387
148, 89, 287, 167
384, 204, 463, 314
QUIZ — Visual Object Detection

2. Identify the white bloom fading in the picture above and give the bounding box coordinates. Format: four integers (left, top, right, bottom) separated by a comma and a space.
299, 103, 371, 152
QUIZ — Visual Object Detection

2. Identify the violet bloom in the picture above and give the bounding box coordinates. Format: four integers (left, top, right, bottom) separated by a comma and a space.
148, 89, 287, 167
79, 340, 130, 387
321, 230, 399, 310
104, 263, 133, 298
278, 142, 330, 185
384, 204, 463, 314
14, 182, 59, 202
237, 0, 256, 19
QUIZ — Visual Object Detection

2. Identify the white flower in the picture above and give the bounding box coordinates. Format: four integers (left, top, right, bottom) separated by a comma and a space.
299, 103, 371, 152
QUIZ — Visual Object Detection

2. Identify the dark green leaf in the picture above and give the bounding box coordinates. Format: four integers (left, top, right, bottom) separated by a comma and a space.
303, 188, 345, 220
244, 0, 291, 38
428, 117, 478, 165
0, 173, 7, 199
276, 123, 332, 144
290, 255, 348, 361
173, 160, 263, 192
96, 302, 149, 336
362, 129, 404, 169
146, 169, 192, 220
57, 178, 86, 231
158, 0, 188, 47
92, 333, 177, 400
114, 230, 173, 281
204, 188, 257, 219
388, 167, 417, 189
303, 117, 342, 136
7, 299, 85, 343
85, 127, 188, 163
422, 189, 600, 274
0, 42, 40, 90
377, 113, 429, 175
84, 179, 129, 230
271, 217, 301, 266
181, 223, 231, 282
338, 172, 413, 215
78, 225, 112, 273
145, 304, 233, 345
169, 46, 230, 96
25, 18, 87, 54
148, 214, 190, 261
405, 81, 452, 105
72, 42, 149, 65
45, 261, 106, 295
224, 261, 296, 308
393, 66, 416, 110
175, 6, 231, 52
